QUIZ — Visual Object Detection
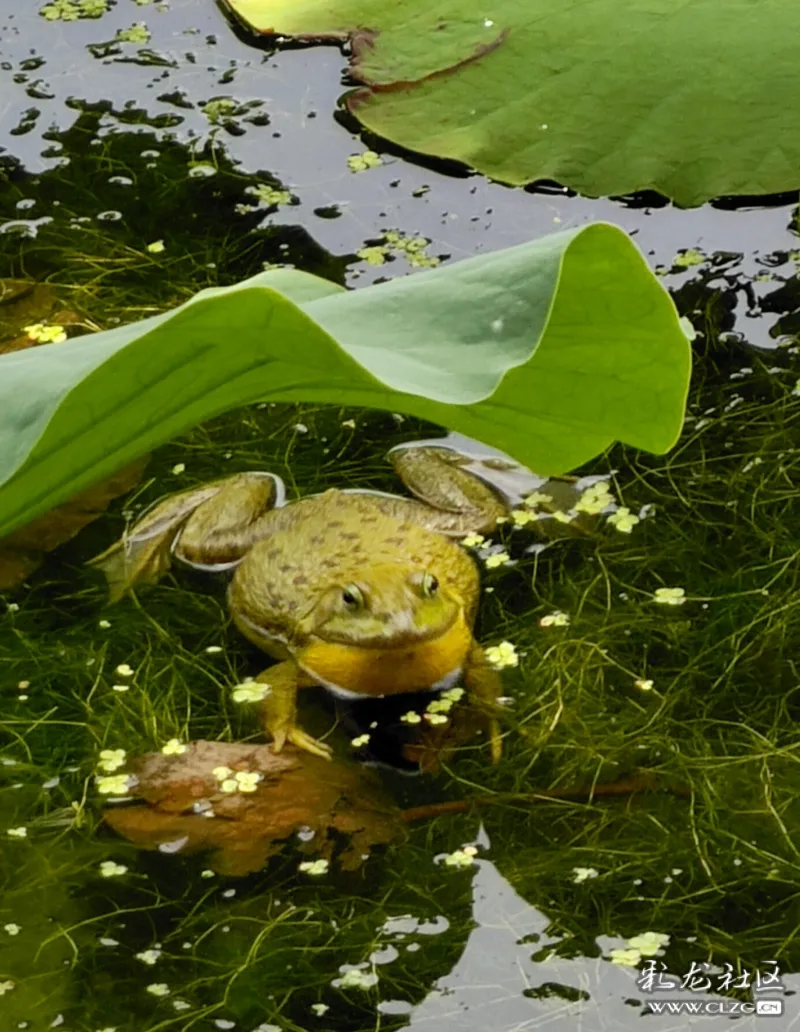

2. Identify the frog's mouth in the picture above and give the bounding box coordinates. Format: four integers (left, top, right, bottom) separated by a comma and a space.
317, 606, 460, 651
299, 615, 472, 698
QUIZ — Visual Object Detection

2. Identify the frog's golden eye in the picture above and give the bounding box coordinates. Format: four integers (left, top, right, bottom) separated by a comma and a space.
421, 573, 439, 598
341, 584, 365, 610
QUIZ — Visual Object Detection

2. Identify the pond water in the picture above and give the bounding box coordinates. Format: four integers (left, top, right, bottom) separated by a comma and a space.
2, 2, 800, 1031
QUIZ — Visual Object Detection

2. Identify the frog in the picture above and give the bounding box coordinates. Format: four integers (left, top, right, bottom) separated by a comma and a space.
90, 442, 581, 763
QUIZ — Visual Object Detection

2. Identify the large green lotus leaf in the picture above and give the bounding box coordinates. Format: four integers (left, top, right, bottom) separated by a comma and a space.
224, 0, 800, 206
0, 224, 689, 539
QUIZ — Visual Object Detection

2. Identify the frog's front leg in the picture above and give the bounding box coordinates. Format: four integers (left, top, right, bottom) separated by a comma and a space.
88, 472, 283, 602
257, 661, 333, 760
463, 640, 503, 764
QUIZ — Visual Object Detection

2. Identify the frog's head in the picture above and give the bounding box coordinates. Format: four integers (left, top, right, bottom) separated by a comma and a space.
309, 563, 462, 649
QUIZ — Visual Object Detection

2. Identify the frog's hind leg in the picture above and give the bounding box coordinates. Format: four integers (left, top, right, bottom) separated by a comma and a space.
175, 472, 285, 570
256, 661, 333, 760
88, 472, 284, 603
387, 445, 508, 536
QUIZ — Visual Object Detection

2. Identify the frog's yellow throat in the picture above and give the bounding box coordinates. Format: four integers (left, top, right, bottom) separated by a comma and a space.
299, 614, 472, 698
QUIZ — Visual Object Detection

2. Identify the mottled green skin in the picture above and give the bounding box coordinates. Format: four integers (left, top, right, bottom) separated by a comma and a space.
228, 488, 481, 660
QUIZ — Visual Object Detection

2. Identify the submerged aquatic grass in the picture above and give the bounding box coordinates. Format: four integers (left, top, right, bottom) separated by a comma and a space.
2, 123, 800, 1028
2, 359, 800, 1025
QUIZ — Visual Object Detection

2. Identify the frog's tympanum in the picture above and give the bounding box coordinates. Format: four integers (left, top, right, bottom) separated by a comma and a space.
91, 443, 561, 763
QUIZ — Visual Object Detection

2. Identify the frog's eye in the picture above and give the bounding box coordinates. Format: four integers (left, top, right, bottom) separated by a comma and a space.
421, 573, 439, 598
341, 585, 365, 610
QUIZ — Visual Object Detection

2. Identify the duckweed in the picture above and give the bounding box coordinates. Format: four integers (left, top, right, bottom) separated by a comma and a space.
347, 151, 382, 172
116, 23, 151, 44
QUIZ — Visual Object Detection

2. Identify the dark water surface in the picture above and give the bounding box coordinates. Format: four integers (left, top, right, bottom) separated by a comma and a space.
2, 2, 800, 1031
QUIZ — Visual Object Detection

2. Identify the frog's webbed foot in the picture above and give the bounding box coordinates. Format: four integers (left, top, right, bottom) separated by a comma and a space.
87, 481, 226, 603
88, 472, 284, 603
274, 726, 334, 761
259, 662, 333, 761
